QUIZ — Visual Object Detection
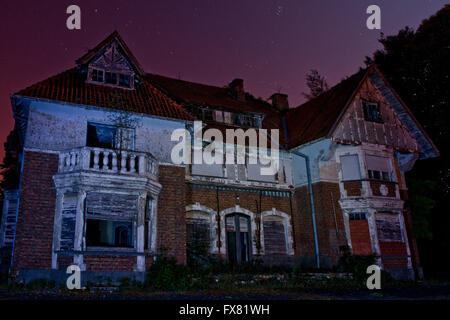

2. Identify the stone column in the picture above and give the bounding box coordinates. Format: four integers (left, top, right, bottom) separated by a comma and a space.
135, 192, 147, 272
149, 196, 158, 254
73, 190, 86, 271
51, 191, 64, 269
367, 210, 383, 268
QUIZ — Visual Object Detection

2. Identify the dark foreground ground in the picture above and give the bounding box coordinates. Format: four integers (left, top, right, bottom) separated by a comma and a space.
1, 282, 450, 300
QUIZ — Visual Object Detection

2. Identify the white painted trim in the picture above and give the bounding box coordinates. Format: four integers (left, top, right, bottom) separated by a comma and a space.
218, 206, 257, 256
260, 208, 294, 256
186, 203, 218, 254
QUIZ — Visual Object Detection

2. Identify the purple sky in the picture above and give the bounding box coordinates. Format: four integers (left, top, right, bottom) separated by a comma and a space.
0, 0, 446, 160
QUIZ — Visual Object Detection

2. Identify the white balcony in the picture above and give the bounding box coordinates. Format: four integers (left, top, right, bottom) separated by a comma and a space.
58, 147, 158, 180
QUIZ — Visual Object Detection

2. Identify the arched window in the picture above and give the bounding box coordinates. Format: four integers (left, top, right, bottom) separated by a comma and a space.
262, 215, 287, 255
186, 211, 211, 261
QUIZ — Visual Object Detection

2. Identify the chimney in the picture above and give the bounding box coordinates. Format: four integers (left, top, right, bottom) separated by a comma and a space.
229, 78, 245, 102
270, 93, 289, 112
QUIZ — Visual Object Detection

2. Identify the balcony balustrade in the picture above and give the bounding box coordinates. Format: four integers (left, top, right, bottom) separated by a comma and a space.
58, 146, 158, 180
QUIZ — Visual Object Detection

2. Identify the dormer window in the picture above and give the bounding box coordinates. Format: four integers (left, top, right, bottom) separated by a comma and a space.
92, 69, 104, 82
105, 71, 117, 85
119, 74, 131, 88
88, 67, 134, 89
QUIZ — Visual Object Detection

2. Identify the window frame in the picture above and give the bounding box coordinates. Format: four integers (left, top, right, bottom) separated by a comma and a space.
362, 99, 383, 123
85, 218, 134, 249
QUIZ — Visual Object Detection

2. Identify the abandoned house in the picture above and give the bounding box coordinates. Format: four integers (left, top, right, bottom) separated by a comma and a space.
0, 31, 439, 283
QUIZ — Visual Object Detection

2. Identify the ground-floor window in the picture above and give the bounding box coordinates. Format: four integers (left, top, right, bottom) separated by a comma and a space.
186, 211, 211, 262
263, 215, 287, 255
86, 219, 133, 248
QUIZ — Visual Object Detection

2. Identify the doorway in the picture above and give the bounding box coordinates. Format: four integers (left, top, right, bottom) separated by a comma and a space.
226, 214, 251, 263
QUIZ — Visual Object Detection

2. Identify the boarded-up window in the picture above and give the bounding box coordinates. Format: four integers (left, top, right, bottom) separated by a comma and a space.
86, 192, 138, 219
340, 155, 361, 181
186, 211, 210, 252
376, 213, 403, 242
263, 216, 287, 255
60, 194, 77, 251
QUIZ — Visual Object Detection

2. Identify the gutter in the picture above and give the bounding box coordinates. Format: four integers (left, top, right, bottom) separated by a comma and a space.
265, 119, 321, 269
291, 149, 320, 269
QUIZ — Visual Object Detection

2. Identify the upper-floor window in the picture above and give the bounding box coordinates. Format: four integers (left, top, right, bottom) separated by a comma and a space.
86, 122, 135, 150
92, 69, 104, 82
89, 67, 133, 89
119, 74, 131, 88
366, 154, 393, 181
105, 71, 117, 85
363, 100, 382, 123
187, 105, 260, 128
87, 123, 117, 149
340, 154, 361, 181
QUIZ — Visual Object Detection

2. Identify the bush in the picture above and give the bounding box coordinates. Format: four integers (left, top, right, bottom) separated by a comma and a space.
337, 246, 377, 283
145, 253, 191, 291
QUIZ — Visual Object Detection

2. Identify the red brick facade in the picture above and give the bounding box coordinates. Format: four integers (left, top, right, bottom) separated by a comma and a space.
293, 182, 347, 265
343, 181, 362, 197
349, 220, 372, 255
84, 255, 136, 272
157, 165, 187, 264
12, 151, 59, 272
370, 181, 396, 197
379, 242, 408, 270
185, 183, 293, 257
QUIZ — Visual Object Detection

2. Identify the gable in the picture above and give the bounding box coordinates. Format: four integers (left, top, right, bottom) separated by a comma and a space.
89, 40, 134, 73
332, 75, 420, 154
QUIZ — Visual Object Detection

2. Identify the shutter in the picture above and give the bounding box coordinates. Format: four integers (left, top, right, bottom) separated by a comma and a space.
366, 155, 390, 172
340, 155, 361, 180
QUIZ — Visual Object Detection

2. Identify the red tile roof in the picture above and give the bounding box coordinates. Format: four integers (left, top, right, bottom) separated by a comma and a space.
286, 68, 367, 147
14, 68, 192, 121
145, 73, 274, 115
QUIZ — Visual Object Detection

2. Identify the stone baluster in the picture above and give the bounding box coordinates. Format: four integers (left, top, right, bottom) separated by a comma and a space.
129, 154, 136, 173
70, 151, 77, 169
138, 155, 146, 175
81, 148, 90, 170
59, 154, 65, 172
112, 152, 118, 172
65, 153, 71, 170
121, 151, 128, 173
93, 150, 100, 169
103, 150, 109, 171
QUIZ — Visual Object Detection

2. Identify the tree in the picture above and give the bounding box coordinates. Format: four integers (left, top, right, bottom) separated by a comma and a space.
106, 92, 142, 154
0, 130, 20, 195
366, 5, 450, 274
302, 69, 329, 100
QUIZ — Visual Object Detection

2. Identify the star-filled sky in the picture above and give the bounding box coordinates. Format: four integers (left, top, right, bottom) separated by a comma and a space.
0, 0, 447, 160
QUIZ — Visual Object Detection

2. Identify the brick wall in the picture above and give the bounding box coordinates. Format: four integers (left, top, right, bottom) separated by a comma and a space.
343, 181, 362, 196
379, 242, 408, 270
293, 182, 347, 265
370, 181, 396, 197
84, 255, 136, 272
349, 220, 372, 255
157, 165, 187, 264
185, 184, 293, 257
13, 151, 59, 272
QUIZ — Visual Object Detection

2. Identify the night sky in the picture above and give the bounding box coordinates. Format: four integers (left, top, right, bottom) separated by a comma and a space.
0, 0, 447, 160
